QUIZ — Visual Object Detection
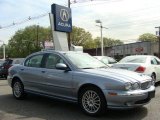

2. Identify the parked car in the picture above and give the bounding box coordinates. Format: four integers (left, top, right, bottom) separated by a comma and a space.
1, 58, 24, 78
94, 56, 117, 67
0, 59, 5, 78
112, 55, 160, 83
8, 51, 155, 116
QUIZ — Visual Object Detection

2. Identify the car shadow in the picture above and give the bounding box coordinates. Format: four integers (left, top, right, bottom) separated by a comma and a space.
0, 94, 148, 120
155, 81, 160, 87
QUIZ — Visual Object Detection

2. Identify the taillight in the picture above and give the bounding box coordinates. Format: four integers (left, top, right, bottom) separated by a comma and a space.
135, 66, 146, 73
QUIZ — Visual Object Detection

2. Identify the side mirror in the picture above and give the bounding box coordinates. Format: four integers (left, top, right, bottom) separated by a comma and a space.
56, 63, 69, 71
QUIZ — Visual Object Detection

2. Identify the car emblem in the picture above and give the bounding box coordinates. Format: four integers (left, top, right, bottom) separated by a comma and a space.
60, 9, 69, 22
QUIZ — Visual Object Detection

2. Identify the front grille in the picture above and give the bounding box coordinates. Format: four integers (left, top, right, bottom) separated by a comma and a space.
141, 81, 151, 90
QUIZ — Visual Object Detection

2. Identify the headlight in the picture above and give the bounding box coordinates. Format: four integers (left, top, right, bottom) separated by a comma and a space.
125, 82, 132, 90
132, 82, 140, 90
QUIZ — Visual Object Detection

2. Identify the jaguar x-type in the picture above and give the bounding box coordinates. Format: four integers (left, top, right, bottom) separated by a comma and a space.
8, 50, 155, 116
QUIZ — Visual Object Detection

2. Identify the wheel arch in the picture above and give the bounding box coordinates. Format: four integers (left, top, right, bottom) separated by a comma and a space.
152, 72, 156, 76
77, 83, 105, 99
151, 72, 156, 81
11, 76, 22, 88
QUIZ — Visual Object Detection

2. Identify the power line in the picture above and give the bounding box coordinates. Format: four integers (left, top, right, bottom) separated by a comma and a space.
0, 12, 49, 30
0, 0, 160, 30
0, 0, 124, 29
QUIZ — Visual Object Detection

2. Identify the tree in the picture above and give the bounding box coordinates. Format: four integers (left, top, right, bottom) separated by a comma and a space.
138, 33, 158, 42
94, 37, 123, 48
70, 26, 95, 49
8, 25, 52, 58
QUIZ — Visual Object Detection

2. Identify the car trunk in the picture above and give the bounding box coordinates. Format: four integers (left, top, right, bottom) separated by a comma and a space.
112, 63, 146, 73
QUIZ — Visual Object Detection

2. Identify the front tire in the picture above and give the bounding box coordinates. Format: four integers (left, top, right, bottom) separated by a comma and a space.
12, 80, 25, 99
79, 87, 107, 116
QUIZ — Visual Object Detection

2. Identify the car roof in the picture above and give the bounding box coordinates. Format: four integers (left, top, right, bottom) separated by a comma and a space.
28, 50, 86, 57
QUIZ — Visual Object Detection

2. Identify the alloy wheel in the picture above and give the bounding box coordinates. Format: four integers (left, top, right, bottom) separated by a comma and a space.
82, 90, 101, 114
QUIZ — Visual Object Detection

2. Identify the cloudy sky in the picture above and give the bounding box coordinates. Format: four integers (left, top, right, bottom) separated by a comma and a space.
0, 0, 160, 44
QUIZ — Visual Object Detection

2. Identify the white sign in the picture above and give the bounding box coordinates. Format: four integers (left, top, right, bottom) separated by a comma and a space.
44, 41, 54, 49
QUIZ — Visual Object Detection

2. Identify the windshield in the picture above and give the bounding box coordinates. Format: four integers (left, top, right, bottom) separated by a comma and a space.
120, 56, 147, 63
102, 57, 117, 64
65, 52, 107, 69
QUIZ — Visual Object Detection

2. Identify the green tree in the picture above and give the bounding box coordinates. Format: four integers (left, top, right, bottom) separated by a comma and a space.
138, 33, 158, 42
70, 26, 95, 49
94, 37, 123, 48
8, 25, 52, 58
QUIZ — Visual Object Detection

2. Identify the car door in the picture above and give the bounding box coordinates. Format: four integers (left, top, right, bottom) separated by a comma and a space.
42, 53, 74, 100
151, 57, 160, 81
19, 54, 46, 92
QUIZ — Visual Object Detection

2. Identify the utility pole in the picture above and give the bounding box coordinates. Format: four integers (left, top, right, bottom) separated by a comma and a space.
155, 26, 160, 58
0, 40, 5, 59
68, 0, 71, 50
36, 24, 39, 49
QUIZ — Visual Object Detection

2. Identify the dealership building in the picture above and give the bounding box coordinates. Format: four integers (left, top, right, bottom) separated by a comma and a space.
84, 41, 159, 60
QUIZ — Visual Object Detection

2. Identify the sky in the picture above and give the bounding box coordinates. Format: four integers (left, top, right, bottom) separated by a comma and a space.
0, 0, 160, 45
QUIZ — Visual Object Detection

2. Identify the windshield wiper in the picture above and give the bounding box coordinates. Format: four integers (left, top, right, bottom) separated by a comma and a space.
82, 67, 94, 69
98, 66, 108, 68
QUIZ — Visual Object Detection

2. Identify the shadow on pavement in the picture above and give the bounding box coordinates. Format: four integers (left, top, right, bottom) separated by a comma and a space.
155, 81, 160, 87
0, 93, 148, 120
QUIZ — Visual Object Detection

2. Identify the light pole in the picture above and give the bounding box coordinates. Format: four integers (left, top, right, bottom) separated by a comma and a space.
155, 26, 160, 58
0, 40, 5, 59
95, 20, 108, 56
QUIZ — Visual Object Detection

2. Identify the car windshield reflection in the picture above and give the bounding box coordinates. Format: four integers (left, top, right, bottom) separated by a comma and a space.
65, 52, 107, 69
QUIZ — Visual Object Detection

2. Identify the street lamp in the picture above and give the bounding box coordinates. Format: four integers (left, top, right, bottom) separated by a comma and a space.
95, 20, 108, 56
0, 40, 5, 59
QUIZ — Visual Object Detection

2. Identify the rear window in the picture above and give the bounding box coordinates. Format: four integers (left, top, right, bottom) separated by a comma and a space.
120, 56, 147, 63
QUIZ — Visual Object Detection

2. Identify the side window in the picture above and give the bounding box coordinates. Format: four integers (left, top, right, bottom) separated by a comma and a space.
155, 58, 160, 65
25, 54, 43, 68
151, 58, 158, 65
45, 54, 65, 69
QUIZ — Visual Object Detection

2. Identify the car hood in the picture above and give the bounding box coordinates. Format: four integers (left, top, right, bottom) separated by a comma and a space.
81, 68, 151, 83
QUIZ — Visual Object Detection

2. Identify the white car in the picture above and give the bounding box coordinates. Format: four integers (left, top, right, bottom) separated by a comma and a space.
94, 56, 117, 67
112, 55, 160, 82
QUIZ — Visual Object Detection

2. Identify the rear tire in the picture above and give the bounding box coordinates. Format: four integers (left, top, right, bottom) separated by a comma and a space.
78, 86, 107, 116
12, 80, 26, 99
151, 73, 156, 83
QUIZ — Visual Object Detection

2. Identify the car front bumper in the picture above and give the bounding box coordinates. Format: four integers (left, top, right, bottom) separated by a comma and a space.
103, 86, 155, 109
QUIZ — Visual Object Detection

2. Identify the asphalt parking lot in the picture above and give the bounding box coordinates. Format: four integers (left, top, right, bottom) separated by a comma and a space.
0, 79, 160, 120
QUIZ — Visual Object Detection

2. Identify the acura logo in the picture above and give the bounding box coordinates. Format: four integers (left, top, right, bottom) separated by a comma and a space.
60, 9, 69, 22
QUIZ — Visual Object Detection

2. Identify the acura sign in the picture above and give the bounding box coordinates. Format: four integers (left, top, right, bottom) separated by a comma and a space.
51, 4, 72, 32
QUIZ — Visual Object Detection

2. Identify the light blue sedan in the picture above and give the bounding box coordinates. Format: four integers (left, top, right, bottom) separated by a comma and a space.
8, 50, 155, 116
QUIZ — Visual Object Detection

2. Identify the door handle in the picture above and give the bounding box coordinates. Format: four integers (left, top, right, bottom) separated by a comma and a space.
20, 69, 24, 71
